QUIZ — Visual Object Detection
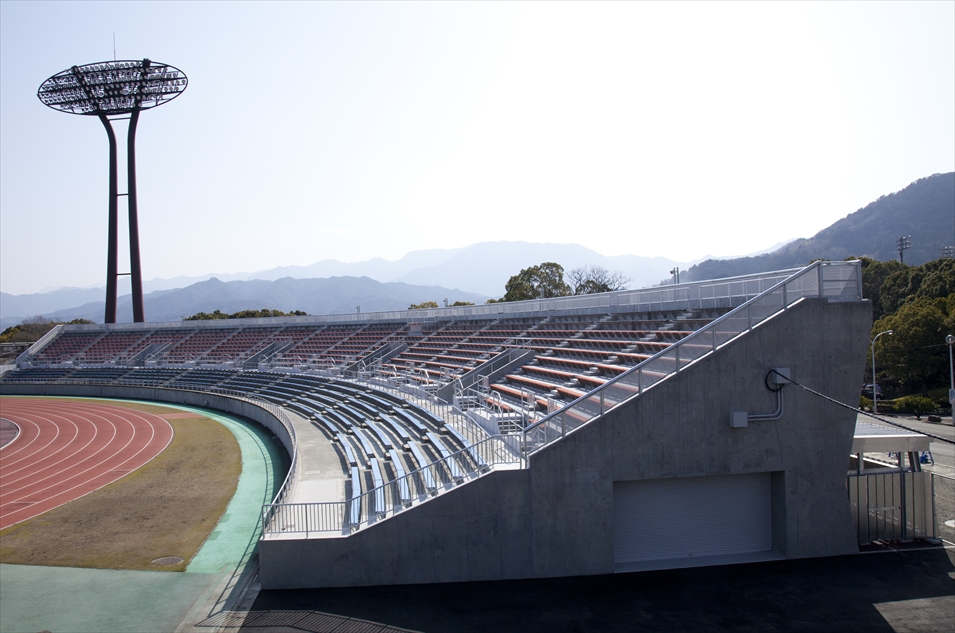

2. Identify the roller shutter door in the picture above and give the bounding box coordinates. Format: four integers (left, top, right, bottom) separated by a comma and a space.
613, 473, 772, 564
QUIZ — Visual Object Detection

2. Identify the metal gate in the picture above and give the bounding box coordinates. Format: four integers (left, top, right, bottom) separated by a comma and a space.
847, 471, 935, 545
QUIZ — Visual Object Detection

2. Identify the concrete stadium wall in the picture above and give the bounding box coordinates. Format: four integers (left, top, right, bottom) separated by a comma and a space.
0, 384, 295, 461
258, 297, 871, 589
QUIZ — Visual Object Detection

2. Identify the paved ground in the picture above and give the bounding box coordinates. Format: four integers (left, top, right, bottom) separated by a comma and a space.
242, 546, 955, 633
0, 400, 288, 633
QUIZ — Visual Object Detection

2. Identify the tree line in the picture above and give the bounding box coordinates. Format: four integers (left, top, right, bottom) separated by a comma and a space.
0, 316, 96, 344
184, 309, 308, 320
863, 256, 955, 405
408, 263, 631, 308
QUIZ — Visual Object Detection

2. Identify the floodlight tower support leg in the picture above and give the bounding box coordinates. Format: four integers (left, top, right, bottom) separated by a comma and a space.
127, 108, 145, 322
99, 114, 119, 324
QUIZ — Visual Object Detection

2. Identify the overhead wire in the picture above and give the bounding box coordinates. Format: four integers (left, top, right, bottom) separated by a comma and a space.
767, 369, 955, 445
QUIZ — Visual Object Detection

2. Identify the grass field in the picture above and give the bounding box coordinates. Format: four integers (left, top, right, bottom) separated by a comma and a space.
0, 401, 241, 572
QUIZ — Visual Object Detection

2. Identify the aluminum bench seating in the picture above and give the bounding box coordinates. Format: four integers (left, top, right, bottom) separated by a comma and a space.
379, 413, 414, 444
341, 397, 380, 417
1, 368, 75, 381
324, 408, 358, 431
425, 432, 464, 480
256, 392, 287, 405
348, 465, 362, 526
358, 392, 399, 414
352, 428, 378, 459
367, 421, 396, 451
337, 432, 358, 467
446, 424, 488, 470
390, 407, 430, 434
387, 449, 412, 504
308, 414, 341, 438
333, 401, 368, 423
408, 443, 438, 491
321, 408, 355, 432
370, 457, 387, 515
287, 401, 320, 421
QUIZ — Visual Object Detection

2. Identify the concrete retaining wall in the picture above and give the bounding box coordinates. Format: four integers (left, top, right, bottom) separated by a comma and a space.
258, 297, 871, 588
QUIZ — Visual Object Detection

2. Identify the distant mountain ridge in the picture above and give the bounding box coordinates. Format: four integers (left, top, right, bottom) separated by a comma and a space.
684, 172, 955, 281
29, 277, 490, 325
1, 241, 690, 325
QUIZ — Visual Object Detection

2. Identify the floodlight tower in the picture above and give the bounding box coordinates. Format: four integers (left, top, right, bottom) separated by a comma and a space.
897, 235, 912, 264
37, 59, 187, 323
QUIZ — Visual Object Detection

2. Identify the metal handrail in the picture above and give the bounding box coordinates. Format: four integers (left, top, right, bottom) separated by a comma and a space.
262, 432, 522, 536
519, 260, 862, 455
38, 267, 809, 336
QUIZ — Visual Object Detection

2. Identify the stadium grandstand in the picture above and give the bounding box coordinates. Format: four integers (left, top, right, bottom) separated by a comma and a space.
4, 260, 940, 590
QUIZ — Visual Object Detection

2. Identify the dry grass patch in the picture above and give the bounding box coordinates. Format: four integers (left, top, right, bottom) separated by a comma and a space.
53, 398, 186, 415
0, 416, 240, 572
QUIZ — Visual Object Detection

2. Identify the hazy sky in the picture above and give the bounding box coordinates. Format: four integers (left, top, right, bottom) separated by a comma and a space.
1, 1, 953, 295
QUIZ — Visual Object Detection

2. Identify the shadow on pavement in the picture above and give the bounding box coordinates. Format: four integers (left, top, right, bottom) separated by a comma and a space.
247, 546, 955, 633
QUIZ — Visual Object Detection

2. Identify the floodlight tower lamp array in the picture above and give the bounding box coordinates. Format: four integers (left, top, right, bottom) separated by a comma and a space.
37, 59, 187, 324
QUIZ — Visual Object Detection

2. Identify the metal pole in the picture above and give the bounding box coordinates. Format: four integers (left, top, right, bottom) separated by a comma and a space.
946, 334, 954, 410
99, 114, 119, 324
871, 330, 893, 414
127, 107, 145, 322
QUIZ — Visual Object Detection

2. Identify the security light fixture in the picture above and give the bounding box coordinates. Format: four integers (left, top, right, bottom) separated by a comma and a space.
37, 59, 188, 323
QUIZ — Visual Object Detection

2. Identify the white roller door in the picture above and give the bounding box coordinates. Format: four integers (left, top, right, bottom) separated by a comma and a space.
613, 473, 772, 565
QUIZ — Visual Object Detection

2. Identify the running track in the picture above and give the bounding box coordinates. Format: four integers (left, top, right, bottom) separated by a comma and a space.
0, 398, 174, 530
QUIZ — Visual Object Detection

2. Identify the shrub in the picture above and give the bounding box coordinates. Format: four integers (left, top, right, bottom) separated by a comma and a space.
860, 396, 872, 411
896, 395, 936, 419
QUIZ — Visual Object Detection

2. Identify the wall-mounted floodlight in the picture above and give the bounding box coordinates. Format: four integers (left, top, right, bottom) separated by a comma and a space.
37, 59, 188, 323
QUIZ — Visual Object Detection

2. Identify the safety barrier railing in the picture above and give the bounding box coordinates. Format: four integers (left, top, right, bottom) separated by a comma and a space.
262, 433, 522, 537
15, 324, 64, 367
519, 260, 862, 456
37, 268, 811, 340
848, 470, 936, 545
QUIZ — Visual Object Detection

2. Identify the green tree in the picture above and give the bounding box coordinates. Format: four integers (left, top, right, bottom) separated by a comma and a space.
850, 256, 906, 320
409, 301, 439, 310
183, 308, 307, 320
503, 262, 571, 302
0, 316, 96, 343
880, 258, 955, 316
450, 301, 474, 306
873, 294, 954, 392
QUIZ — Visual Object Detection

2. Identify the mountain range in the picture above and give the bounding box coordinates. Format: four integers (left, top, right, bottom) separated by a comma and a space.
1, 242, 690, 326
684, 172, 955, 281
3, 171, 952, 327
9, 277, 489, 326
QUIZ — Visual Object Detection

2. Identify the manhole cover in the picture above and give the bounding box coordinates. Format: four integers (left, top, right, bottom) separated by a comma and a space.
151, 556, 184, 566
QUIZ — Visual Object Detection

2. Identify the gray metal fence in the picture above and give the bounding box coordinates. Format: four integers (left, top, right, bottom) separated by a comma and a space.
931, 472, 954, 545
848, 471, 936, 545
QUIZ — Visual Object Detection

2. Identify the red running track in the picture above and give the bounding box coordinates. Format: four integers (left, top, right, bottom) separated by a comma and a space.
0, 398, 174, 530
